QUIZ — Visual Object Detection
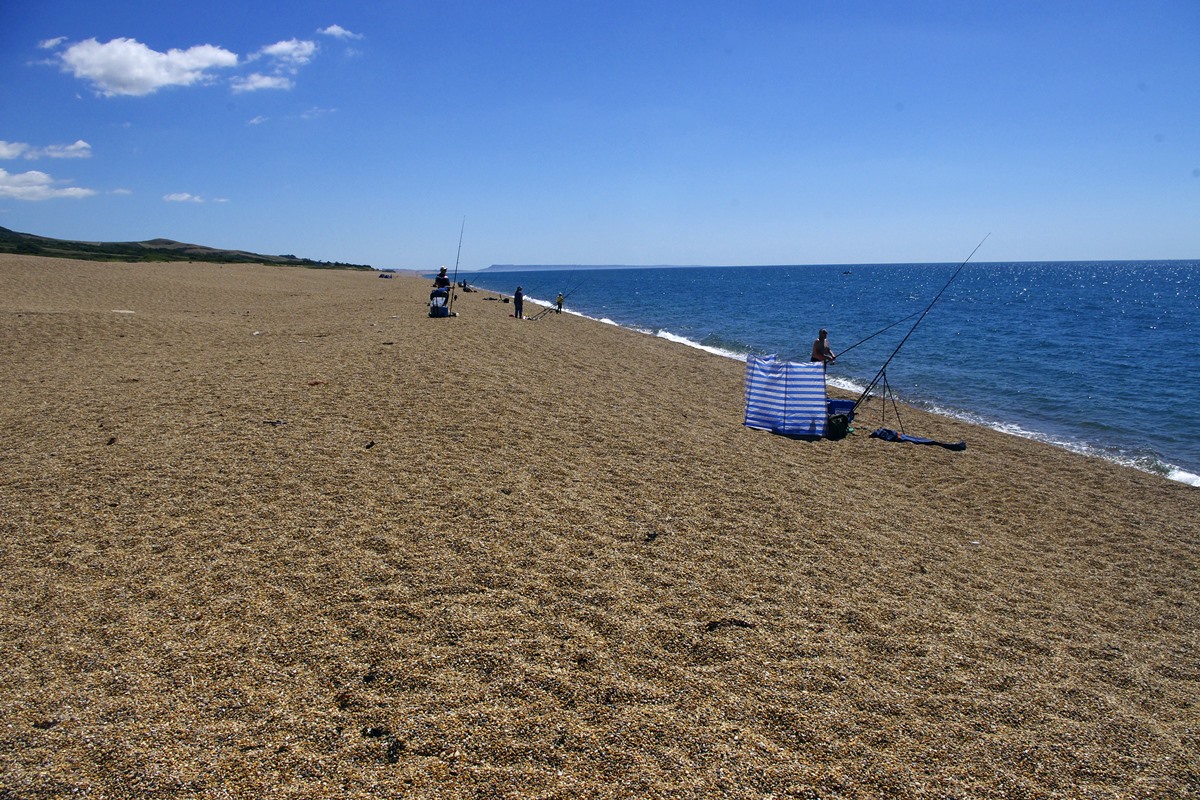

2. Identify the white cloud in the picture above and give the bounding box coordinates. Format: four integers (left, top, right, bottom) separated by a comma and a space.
0, 168, 96, 200
231, 38, 319, 92
41, 140, 93, 159
257, 39, 317, 71
164, 192, 204, 203
39, 36, 67, 50
58, 37, 238, 97
1, 139, 92, 160
0, 141, 30, 159
248, 115, 269, 125
300, 107, 335, 121
232, 73, 293, 93
318, 25, 363, 40
111, 188, 133, 195
49, 34, 332, 97
47, 32, 341, 98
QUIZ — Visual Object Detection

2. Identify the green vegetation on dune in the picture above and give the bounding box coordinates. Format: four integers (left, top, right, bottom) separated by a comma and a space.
0, 226, 373, 270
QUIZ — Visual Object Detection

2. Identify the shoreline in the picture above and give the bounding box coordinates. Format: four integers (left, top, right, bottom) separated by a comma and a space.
509, 287, 1200, 488
2, 255, 1197, 798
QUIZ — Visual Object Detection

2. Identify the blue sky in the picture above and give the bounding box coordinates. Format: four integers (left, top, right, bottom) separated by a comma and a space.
2, 1, 1197, 269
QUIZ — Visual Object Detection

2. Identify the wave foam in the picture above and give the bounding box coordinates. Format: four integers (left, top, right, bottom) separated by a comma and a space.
640, 324, 1199, 487
490, 296, 1198, 488
653, 330, 748, 361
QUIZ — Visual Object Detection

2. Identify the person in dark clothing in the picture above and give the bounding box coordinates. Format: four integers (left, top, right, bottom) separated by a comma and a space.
513, 286, 524, 319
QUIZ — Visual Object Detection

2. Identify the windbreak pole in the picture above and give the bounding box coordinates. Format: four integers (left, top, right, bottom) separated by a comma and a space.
852, 234, 990, 413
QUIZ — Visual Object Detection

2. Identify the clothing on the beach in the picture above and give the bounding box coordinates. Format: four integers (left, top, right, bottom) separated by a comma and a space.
869, 427, 966, 451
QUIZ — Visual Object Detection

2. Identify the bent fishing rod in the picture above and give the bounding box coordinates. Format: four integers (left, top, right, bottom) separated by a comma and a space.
447, 217, 466, 315
852, 233, 990, 412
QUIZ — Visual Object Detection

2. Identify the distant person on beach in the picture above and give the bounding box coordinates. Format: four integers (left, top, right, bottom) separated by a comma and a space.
811, 329, 835, 367
556, 293, 564, 314
433, 267, 451, 289
513, 286, 524, 319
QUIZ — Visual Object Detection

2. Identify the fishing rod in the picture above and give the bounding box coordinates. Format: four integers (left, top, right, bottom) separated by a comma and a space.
528, 276, 587, 320
564, 276, 586, 298
852, 234, 990, 413
836, 309, 923, 358
557, 276, 587, 308
544, 273, 587, 307
447, 217, 465, 316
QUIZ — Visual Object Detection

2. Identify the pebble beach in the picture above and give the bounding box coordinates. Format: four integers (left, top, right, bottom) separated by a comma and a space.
1, 255, 1197, 798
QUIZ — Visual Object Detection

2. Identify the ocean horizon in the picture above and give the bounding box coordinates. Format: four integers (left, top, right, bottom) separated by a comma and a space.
454, 261, 1200, 487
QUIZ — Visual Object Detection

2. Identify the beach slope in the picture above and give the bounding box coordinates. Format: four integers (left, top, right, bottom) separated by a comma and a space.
1, 256, 1196, 798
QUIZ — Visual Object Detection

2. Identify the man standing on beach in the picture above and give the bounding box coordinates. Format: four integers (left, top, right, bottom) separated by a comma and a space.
556, 292, 564, 314
513, 286, 524, 319
811, 329, 835, 368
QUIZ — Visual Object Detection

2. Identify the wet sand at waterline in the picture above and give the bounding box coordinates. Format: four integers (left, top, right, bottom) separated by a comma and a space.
1, 255, 1197, 798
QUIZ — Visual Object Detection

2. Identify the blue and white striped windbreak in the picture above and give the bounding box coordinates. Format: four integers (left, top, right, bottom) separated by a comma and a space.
743, 355, 827, 437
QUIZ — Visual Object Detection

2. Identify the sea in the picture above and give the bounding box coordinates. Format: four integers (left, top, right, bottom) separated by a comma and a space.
457, 261, 1200, 486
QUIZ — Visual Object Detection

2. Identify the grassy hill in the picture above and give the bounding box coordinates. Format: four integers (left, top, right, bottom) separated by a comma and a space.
0, 226, 373, 270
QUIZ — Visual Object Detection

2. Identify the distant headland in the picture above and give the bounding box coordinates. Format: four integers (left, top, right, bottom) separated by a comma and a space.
0, 226, 373, 270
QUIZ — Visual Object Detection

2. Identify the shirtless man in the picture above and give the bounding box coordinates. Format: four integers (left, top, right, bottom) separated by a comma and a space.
811, 329, 835, 367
